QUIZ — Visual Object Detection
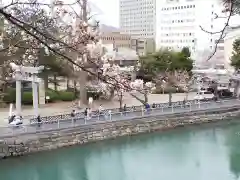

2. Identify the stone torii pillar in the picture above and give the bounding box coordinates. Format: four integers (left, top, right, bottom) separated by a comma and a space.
10, 63, 44, 120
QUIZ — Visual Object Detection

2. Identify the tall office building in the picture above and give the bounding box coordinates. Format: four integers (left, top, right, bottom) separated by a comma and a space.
156, 0, 227, 61
119, 0, 229, 65
119, 0, 156, 39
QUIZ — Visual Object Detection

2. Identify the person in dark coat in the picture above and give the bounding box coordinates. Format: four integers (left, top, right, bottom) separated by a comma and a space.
37, 115, 42, 127
152, 103, 156, 109
145, 103, 151, 114
71, 109, 76, 122
8, 115, 15, 124
123, 104, 127, 115
84, 108, 88, 119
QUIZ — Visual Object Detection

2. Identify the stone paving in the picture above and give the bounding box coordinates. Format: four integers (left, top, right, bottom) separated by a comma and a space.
0, 92, 196, 125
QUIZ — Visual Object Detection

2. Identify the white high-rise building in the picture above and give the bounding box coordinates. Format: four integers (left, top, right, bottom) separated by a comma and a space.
156, 0, 227, 61
119, 0, 231, 66
119, 0, 156, 39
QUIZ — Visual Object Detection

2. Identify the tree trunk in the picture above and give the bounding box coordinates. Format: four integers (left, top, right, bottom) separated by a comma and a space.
73, 80, 77, 97
53, 74, 57, 91
169, 92, 172, 106
66, 78, 69, 90
44, 75, 48, 90
110, 89, 115, 100
73, 80, 77, 90
144, 91, 148, 104
79, 70, 88, 105
131, 71, 136, 81
185, 91, 188, 101
119, 92, 123, 111
234, 80, 240, 98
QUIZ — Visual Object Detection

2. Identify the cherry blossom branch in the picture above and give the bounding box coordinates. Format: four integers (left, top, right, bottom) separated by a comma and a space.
0, 0, 150, 99
0, 8, 136, 93
1, 0, 82, 10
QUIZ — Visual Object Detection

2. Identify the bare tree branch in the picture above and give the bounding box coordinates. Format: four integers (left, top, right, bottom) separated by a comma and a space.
199, 0, 233, 61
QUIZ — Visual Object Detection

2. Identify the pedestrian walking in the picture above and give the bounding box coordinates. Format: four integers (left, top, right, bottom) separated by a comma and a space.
87, 108, 91, 120
183, 98, 186, 108
84, 108, 88, 123
145, 103, 150, 114
37, 115, 42, 127
123, 104, 127, 116
71, 109, 76, 122
8, 114, 15, 124
98, 104, 104, 120
152, 103, 156, 109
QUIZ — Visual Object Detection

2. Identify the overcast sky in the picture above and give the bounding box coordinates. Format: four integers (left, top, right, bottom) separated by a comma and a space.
89, 0, 119, 27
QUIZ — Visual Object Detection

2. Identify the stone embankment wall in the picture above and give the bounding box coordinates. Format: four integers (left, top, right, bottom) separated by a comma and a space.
1, 106, 240, 158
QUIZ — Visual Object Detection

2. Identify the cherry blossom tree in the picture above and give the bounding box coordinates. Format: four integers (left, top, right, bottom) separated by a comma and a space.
0, 0, 103, 105
0, 0, 147, 109
130, 79, 155, 104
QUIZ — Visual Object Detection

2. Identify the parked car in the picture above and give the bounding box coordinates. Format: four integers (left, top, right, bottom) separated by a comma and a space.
217, 89, 233, 98
194, 91, 214, 101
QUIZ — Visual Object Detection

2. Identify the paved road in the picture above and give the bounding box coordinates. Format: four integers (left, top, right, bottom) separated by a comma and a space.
1, 99, 240, 137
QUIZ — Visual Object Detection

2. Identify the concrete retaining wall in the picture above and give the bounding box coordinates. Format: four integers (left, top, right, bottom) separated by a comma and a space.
0, 106, 240, 159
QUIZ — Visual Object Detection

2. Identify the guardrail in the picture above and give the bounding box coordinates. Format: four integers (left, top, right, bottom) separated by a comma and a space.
0, 99, 238, 137
28, 99, 207, 124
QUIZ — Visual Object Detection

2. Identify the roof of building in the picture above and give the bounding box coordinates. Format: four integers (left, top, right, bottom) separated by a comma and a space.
103, 45, 138, 61
100, 24, 120, 32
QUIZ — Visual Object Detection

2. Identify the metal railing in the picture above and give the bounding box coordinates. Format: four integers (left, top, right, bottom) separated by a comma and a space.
0, 99, 239, 137
28, 99, 208, 124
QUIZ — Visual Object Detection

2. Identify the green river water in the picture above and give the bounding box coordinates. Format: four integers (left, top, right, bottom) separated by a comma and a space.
0, 122, 240, 180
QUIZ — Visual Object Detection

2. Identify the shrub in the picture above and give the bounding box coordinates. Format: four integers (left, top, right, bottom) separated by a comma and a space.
58, 91, 76, 101
3, 89, 33, 105
66, 88, 79, 98
22, 92, 33, 105
45, 89, 60, 102
2, 88, 16, 103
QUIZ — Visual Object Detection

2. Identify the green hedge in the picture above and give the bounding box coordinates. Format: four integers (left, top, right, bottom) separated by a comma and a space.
3, 88, 78, 104
22, 92, 33, 105
2, 88, 16, 103
2, 88, 103, 104
2, 88, 33, 105
45, 89, 60, 102
58, 91, 76, 101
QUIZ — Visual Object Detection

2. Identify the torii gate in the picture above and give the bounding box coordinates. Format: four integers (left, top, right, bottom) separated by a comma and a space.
10, 63, 44, 121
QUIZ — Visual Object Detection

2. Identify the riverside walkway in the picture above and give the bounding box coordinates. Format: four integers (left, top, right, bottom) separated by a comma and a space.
0, 99, 240, 137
